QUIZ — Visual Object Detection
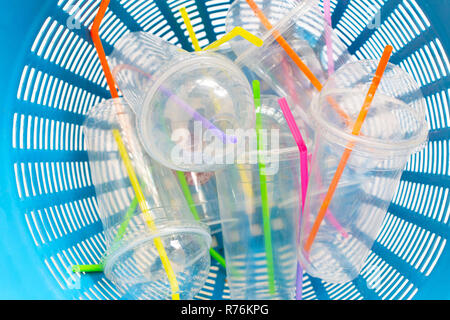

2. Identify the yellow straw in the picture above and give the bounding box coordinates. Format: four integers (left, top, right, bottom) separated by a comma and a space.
112, 129, 180, 300
203, 26, 264, 51
90, 0, 180, 300
180, 7, 202, 51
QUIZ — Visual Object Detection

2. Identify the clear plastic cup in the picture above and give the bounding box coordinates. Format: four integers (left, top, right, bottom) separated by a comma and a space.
216, 95, 300, 299
298, 61, 429, 283
83, 98, 212, 299
226, 0, 353, 147
108, 32, 255, 172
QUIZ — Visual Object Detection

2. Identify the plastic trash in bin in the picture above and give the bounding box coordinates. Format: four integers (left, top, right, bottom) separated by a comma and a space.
1, 0, 449, 300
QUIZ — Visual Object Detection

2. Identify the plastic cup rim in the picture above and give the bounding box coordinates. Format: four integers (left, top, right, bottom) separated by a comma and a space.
103, 222, 212, 281
310, 86, 429, 156
137, 53, 254, 171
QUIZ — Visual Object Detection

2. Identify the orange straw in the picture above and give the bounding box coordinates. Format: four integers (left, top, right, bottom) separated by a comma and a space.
304, 45, 394, 253
246, 0, 322, 91
245, 0, 353, 127
90, 0, 181, 300
91, 0, 119, 99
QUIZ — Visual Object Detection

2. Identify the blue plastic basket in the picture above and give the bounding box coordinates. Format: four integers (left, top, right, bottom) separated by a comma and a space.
0, 0, 448, 300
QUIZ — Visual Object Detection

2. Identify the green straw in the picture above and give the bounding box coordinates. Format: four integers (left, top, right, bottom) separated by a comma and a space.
72, 264, 104, 273
110, 197, 139, 248
253, 80, 276, 295
72, 197, 139, 273
176, 171, 227, 269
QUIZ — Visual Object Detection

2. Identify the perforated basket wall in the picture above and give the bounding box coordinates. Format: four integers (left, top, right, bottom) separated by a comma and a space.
0, 0, 448, 300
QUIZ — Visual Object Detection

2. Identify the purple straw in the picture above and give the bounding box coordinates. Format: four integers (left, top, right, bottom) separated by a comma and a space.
114, 64, 237, 144
158, 86, 237, 144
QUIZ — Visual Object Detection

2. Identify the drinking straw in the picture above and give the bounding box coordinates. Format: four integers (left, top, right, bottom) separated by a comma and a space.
179, 7, 255, 215
324, 0, 335, 76
89, 0, 180, 300
253, 80, 276, 295
180, 7, 202, 51
279, 97, 348, 299
245, 0, 354, 127
245, 0, 322, 91
278, 97, 307, 300
278, 95, 348, 230
203, 27, 264, 51
278, 98, 308, 213
72, 264, 104, 273
159, 84, 237, 144
112, 129, 180, 299
304, 45, 394, 253
180, 6, 263, 52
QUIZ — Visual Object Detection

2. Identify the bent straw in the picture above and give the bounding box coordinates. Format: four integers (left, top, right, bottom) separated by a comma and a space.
253, 80, 276, 295
279, 97, 348, 299
278, 97, 348, 235
203, 27, 264, 51
89, 0, 180, 300
180, 6, 263, 52
324, 0, 335, 76
278, 98, 308, 209
304, 45, 394, 253
180, 7, 255, 214
278, 97, 307, 300
245, 0, 354, 127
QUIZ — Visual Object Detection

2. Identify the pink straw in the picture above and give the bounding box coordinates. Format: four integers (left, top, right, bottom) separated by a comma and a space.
279, 98, 349, 299
324, 0, 335, 76
278, 97, 307, 300
278, 98, 308, 210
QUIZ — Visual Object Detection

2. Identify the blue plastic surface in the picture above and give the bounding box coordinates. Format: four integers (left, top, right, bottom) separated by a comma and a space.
0, 0, 448, 300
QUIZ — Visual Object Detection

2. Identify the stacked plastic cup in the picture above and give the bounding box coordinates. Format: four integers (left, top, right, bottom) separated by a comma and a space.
298, 61, 429, 283
216, 95, 300, 299
226, 0, 353, 147
83, 98, 212, 299
108, 32, 255, 172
